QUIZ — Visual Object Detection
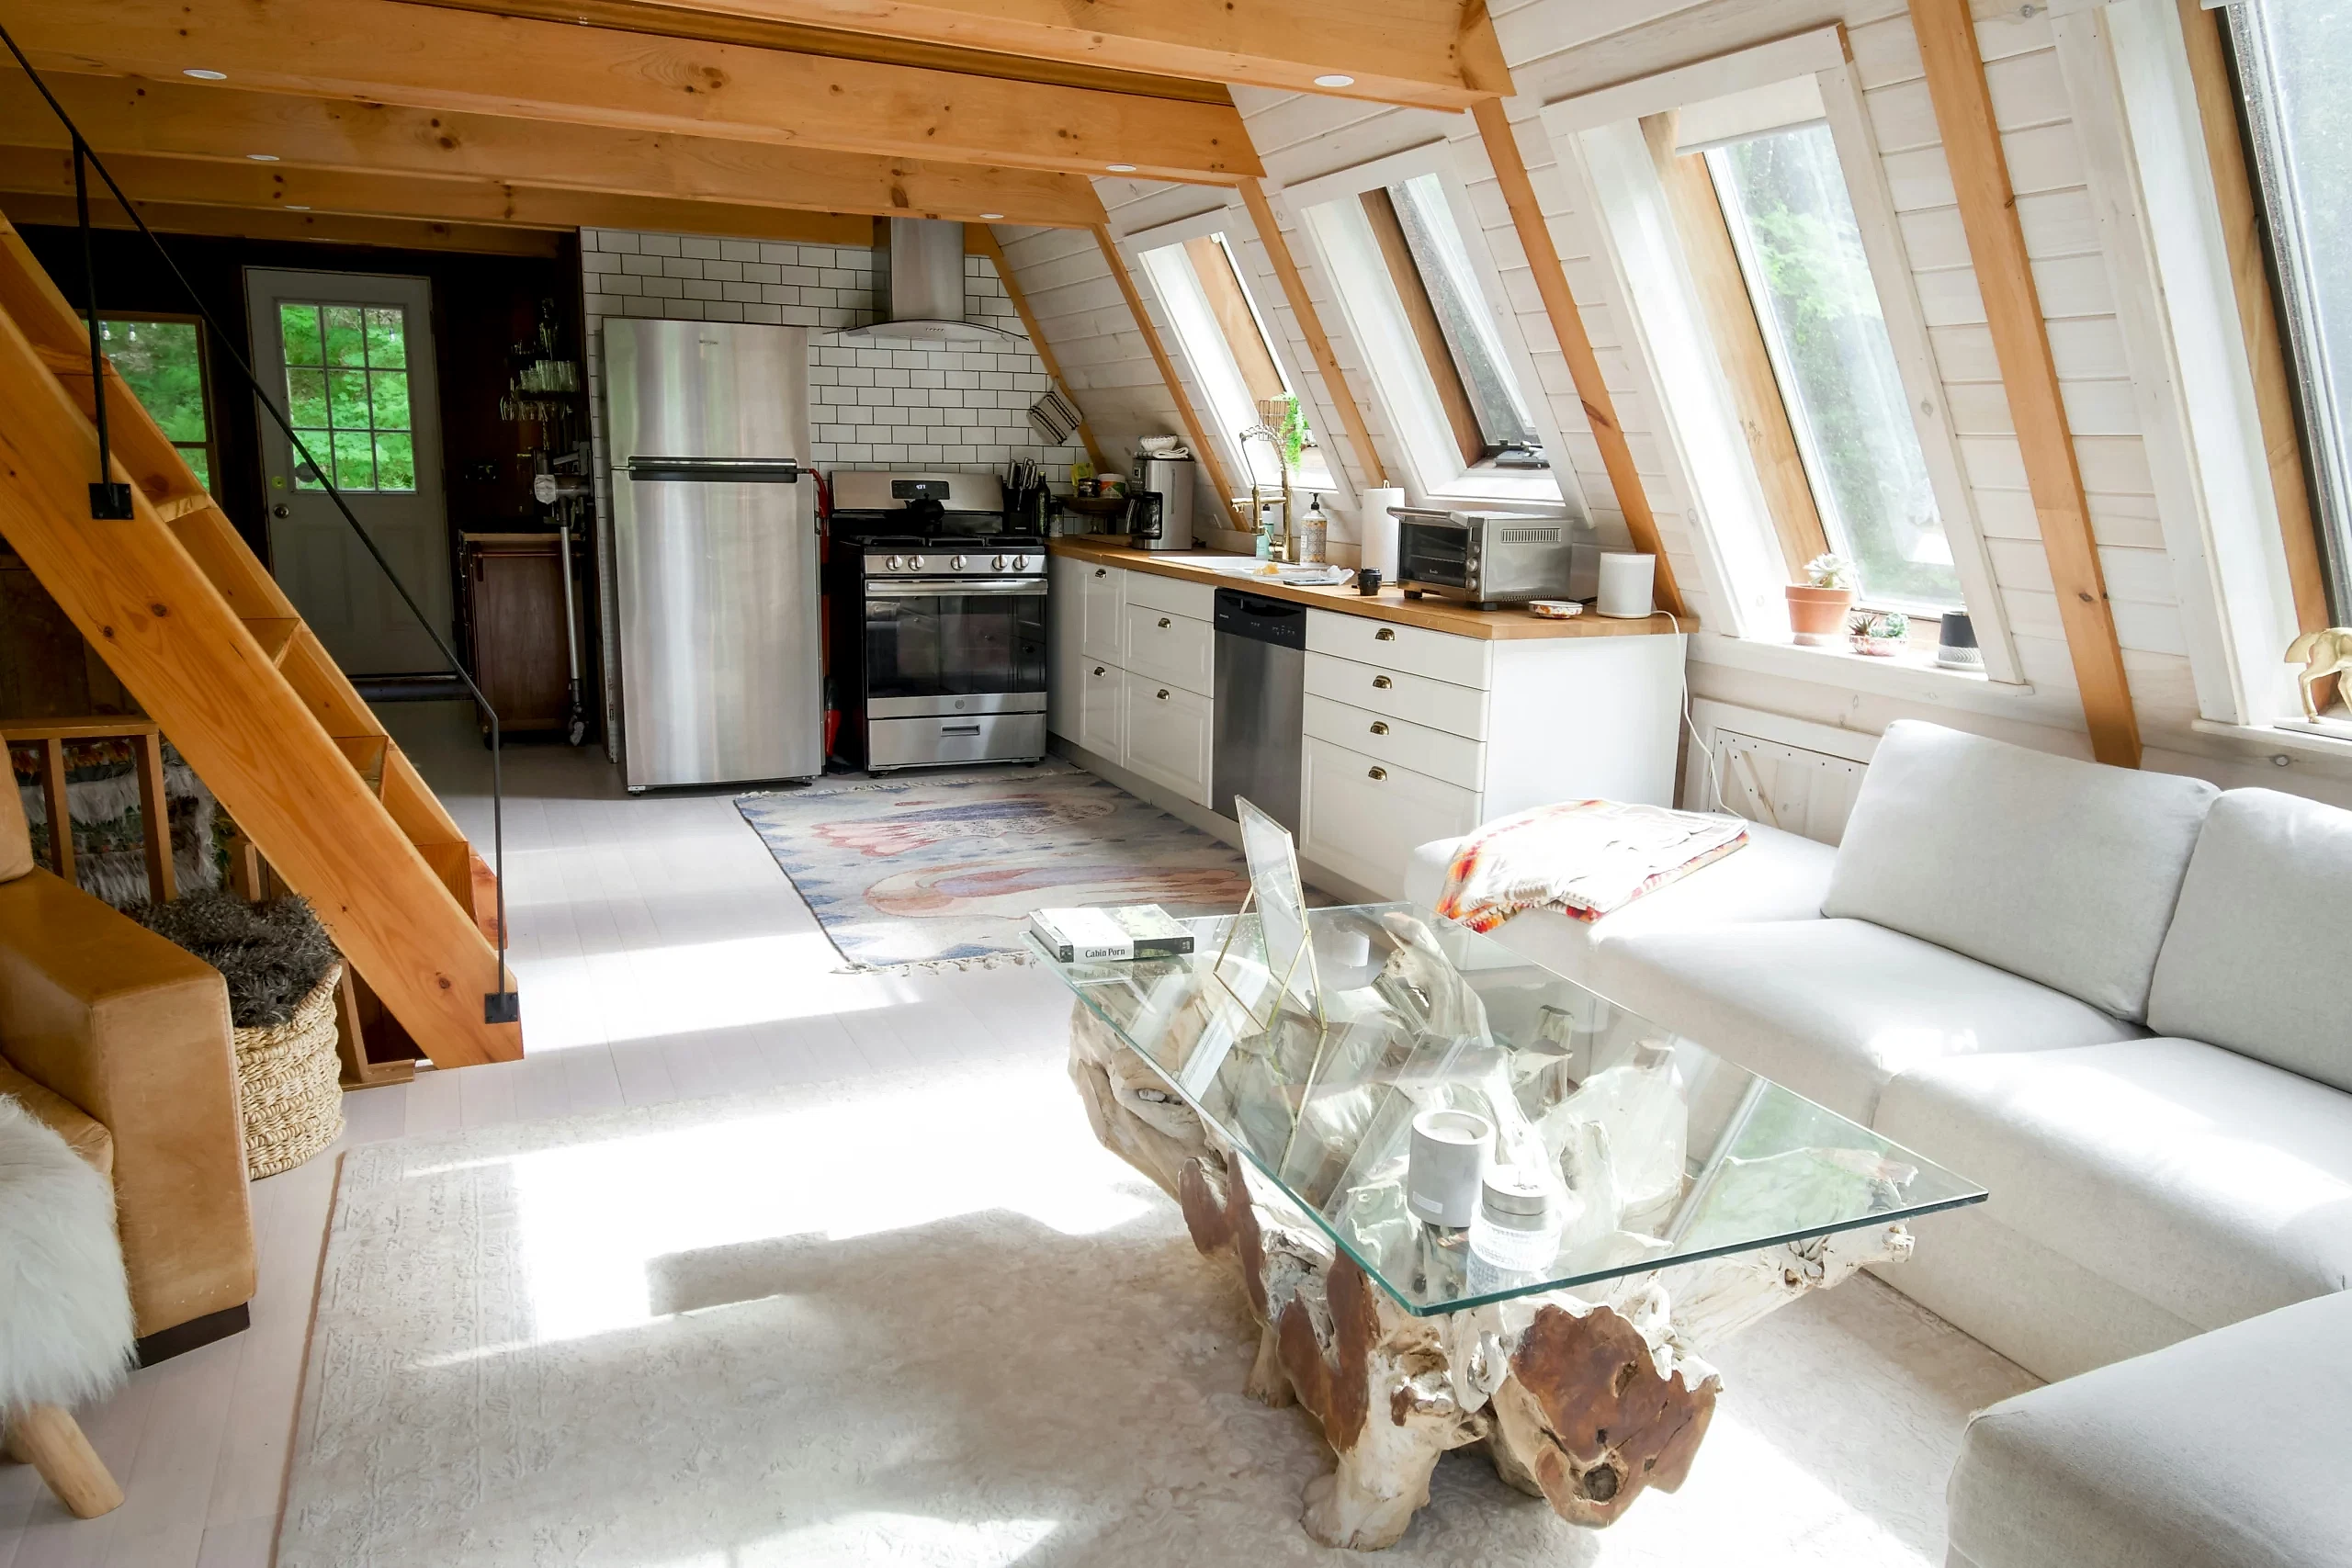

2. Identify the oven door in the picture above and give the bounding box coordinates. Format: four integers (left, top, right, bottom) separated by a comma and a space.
862, 577, 1048, 715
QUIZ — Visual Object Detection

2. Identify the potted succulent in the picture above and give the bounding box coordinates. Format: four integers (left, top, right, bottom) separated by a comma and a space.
1786, 554, 1855, 646
1849, 608, 1910, 656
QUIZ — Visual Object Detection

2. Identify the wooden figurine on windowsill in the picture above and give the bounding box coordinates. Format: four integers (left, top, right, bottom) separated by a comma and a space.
2287, 628, 2352, 721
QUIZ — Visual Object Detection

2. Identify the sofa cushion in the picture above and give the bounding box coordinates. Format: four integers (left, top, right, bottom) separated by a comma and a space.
1407, 820, 1835, 991
2147, 788, 2352, 1094
1598, 919, 2140, 1122
1822, 721, 2217, 1021
1947, 1291, 2352, 1568
1874, 1037, 2352, 1337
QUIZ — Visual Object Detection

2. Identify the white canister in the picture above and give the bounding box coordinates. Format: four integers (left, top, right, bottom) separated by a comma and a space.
1360, 487, 1405, 579
1407, 1108, 1493, 1227
1596, 552, 1657, 618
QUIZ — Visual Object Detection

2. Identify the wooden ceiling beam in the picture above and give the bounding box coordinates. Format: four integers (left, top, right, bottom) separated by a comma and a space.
401, 0, 1233, 104
0, 192, 563, 256
582, 0, 1515, 108
1913, 0, 2139, 765
0, 73, 1107, 230
4, 0, 1260, 185
0, 145, 900, 246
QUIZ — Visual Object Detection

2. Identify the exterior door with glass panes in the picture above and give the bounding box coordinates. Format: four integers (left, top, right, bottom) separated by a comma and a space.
244, 269, 450, 675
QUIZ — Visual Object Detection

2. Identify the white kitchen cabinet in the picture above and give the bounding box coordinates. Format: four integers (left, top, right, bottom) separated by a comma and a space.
1076, 656, 1124, 761
1051, 552, 1688, 903
1120, 671, 1213, 805
1121, 603, 1215, 696
1301, 736, 1482, 898
1079, 559, 1125, 665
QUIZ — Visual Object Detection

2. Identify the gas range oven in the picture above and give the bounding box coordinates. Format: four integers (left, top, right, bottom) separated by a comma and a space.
825, 470, 1048, 772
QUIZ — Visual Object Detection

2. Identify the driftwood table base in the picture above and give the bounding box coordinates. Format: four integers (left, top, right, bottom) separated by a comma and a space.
1068, 1003, 1912, 1550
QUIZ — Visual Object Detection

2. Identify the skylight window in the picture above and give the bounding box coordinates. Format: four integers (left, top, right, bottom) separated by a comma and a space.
1138, 231, 1332, 491
1362, 174, 1544, 470
1706, 123, 1961, 610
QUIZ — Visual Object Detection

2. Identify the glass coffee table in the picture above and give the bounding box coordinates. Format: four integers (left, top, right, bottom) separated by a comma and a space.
1037, 902, 1984, 1550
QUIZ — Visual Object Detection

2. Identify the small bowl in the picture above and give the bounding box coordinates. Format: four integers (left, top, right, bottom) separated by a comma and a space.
1528, 600, 1582, 620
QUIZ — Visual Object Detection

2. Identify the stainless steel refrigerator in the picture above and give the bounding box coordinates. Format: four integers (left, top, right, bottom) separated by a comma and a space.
605, 319, 821, 791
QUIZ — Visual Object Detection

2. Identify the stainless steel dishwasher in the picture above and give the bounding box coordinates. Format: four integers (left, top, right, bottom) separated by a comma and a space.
1212, 589, 1306, 832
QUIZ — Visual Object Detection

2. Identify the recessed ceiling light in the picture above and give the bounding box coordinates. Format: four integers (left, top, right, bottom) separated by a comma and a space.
183, 68, 228, 81
1314, 73, 1356, 88
246, 152, 280, 162
978, 212, 1003, 220
1105, 164, 1137, 173
286, 204, 312, 211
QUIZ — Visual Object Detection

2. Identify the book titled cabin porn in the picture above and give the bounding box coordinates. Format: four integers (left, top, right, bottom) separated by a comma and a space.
1027, 904, 1195, 964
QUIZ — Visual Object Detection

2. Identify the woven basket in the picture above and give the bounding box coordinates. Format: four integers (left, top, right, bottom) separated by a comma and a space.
233, 964, 345, 1179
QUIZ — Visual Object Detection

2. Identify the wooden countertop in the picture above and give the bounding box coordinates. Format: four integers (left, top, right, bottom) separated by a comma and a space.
1046, 537, 1687, 642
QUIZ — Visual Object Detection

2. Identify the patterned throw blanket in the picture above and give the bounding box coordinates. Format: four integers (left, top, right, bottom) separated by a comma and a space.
1435, 800, 1748, 931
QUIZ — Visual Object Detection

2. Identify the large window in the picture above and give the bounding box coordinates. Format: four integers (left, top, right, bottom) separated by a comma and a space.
1362, 175, 1544, 471
2229, 0, 2352, 617
97, 317, 216, 491
1707, 124, 1960, 611
1137, 230, 1332, 491
1298, 160, 1558, 503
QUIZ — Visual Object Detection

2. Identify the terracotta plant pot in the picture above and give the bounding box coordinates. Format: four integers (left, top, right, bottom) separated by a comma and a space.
1785, 584, 1854, 646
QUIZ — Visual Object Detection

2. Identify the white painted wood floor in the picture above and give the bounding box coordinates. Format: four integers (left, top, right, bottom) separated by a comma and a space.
0, 705, 1075, 1568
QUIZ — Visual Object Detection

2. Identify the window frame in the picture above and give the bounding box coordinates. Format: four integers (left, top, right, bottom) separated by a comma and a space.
1540, 31, 2021, 679
2221, 2, 2352, 624
92, 311, 220, 493
1278, 142, 1585, 515
1119, 199, 1353, 517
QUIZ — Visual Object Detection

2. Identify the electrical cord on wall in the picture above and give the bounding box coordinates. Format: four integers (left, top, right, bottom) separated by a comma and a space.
1661, 611, 1736, 819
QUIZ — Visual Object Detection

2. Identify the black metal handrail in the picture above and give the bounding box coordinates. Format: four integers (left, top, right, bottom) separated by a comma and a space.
0, 22, 518, 1027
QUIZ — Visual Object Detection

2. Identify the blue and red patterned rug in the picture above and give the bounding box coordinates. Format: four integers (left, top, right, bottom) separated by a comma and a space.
736, 766, 1250, 971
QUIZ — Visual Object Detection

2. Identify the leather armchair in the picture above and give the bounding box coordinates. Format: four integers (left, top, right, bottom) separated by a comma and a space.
0, 766, 254, 1359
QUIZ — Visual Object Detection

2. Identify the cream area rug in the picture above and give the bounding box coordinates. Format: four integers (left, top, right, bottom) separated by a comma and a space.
279, 1059, 2035, 1566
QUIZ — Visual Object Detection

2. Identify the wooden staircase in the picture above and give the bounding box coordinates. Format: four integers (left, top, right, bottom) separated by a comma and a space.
0, 217, 521, 1068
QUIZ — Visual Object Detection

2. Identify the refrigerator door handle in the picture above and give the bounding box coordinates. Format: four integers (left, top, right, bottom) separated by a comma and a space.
625, 457, 805, 483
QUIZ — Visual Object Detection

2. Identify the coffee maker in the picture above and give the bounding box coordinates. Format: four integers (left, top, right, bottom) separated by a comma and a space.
1128, 452, 1195, 551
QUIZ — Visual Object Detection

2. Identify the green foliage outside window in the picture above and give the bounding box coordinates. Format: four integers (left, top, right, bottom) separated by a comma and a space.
98, 319, 212, 490
278, 302, 415, 493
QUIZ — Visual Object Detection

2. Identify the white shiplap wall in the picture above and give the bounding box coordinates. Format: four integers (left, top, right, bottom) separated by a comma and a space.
986, 0, 2352, 805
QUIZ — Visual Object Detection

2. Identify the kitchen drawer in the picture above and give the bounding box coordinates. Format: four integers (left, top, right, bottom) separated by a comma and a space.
1122, 602, 1215, 695
1078, 559, 1125, 664
1305, 651, 1488, 741
1308, 609, 1492, 690
1304, 694, 1485, 792
1075, 654, 1124, 761
1121, 671, 1212, 806
1126, 570, 1216, 623
1300, 737, 1481, 900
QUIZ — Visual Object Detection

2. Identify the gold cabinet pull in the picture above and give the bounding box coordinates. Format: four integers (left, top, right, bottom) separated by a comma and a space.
1372, 674, 1393, 689
1367, 766, 1387, 782
1375, 627, 1396, 641
1156, 688, 1170, 700
1369, 721, 1389, 736
1158, 615, 1171, 628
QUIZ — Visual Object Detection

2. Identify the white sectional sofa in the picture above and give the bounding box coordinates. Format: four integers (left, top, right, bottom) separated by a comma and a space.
1408, 719, 2352, 1567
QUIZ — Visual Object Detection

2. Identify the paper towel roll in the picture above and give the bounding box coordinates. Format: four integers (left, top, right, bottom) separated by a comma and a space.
1361, 487, 1405, 578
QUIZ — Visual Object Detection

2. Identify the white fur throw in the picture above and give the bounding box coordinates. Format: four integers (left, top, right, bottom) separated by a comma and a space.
0, 1095, 134, 1411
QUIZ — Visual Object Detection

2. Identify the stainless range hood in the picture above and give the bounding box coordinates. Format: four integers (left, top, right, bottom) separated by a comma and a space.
838, 218, 1020, 347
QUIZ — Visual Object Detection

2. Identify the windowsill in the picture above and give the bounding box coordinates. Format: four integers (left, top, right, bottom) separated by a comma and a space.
2189, 716, 2352, 764
1421, 470, 1566, 509
1693, 632, 2041, 716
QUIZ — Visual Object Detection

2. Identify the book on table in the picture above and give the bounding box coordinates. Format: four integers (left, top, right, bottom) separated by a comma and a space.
1027, 904, 1195, 964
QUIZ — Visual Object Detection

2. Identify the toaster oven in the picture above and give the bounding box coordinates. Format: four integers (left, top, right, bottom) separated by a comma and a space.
1393, 508, 1582, 608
